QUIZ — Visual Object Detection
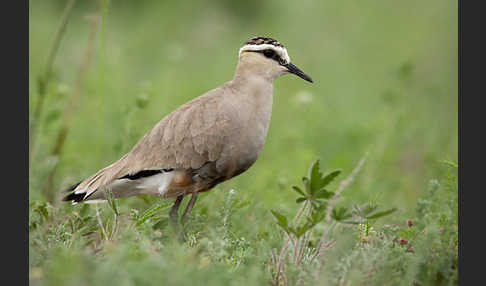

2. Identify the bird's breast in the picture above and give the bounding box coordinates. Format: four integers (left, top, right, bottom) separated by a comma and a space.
215, 88, 273, 178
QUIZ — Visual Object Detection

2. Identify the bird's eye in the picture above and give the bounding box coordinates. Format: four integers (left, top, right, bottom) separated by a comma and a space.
263, 49, 275, 58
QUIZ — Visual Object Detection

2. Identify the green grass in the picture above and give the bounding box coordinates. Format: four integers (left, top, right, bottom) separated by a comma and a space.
29, 160, 458, 286
29, 0, 457, 285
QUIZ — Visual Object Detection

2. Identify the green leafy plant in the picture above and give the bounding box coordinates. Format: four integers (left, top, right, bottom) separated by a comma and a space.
331, 202, 396, 225
131, 200, 171, 227
271, 160, 341, 238
293, 160, 339, 205
269, 158, 397, 285
271, 160, 395, 238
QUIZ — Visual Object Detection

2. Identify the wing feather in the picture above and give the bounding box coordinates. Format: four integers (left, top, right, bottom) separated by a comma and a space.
123, 89, 230, 173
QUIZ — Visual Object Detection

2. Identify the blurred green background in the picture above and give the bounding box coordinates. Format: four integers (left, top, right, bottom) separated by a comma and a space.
29, 1, 458, 285
29, 0, 457, 214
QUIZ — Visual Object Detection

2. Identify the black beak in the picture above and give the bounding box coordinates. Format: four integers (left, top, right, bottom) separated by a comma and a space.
283, 63, 313, 83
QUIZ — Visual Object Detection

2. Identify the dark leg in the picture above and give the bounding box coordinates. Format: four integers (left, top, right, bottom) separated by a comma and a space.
181, 193, 199, 225
169, 194, 184, 227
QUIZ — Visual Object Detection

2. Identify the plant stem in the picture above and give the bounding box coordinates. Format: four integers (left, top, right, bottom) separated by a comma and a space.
95, 204, 108, 241
29, 0, 77, 167
310, 221, 337, 263
292, 199, 309, 226
275, 200, 309, 284
95, 0, 110, 158
325, 152, 368, 222
42, 7, 102, 203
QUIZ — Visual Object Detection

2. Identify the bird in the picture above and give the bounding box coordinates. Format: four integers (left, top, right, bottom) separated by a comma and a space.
63, 36, 313, 225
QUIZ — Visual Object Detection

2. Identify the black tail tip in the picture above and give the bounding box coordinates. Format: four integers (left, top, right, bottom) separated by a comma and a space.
63, 181, 82, 193
62, 192, 86, 203
62, 181, 85, 203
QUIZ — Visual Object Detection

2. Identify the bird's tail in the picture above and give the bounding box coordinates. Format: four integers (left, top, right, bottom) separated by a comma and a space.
62, 157, 128, 204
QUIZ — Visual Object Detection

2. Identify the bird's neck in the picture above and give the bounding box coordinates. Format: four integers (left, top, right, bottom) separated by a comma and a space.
228, 61, 274, 136
228, 59, 275, 134
231, 75, 273, 99
230, 60, 274, 99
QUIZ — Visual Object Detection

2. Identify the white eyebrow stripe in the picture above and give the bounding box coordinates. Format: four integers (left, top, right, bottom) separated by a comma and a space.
239, 44, 291, 64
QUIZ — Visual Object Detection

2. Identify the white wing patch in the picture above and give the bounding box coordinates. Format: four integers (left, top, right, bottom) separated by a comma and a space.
135, 172, 175, 196
75, 172, 175, 203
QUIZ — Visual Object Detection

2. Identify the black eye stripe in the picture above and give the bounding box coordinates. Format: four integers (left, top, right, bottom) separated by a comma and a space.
263, 49, 275, 58
253, 49, 282, 63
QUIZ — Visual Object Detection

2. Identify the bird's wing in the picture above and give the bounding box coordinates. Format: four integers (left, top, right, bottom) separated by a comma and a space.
73, 88, 232, 198
125, 91, 230, 172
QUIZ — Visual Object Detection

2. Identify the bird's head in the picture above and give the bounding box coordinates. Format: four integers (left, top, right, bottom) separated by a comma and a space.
237, 36, 313, 83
